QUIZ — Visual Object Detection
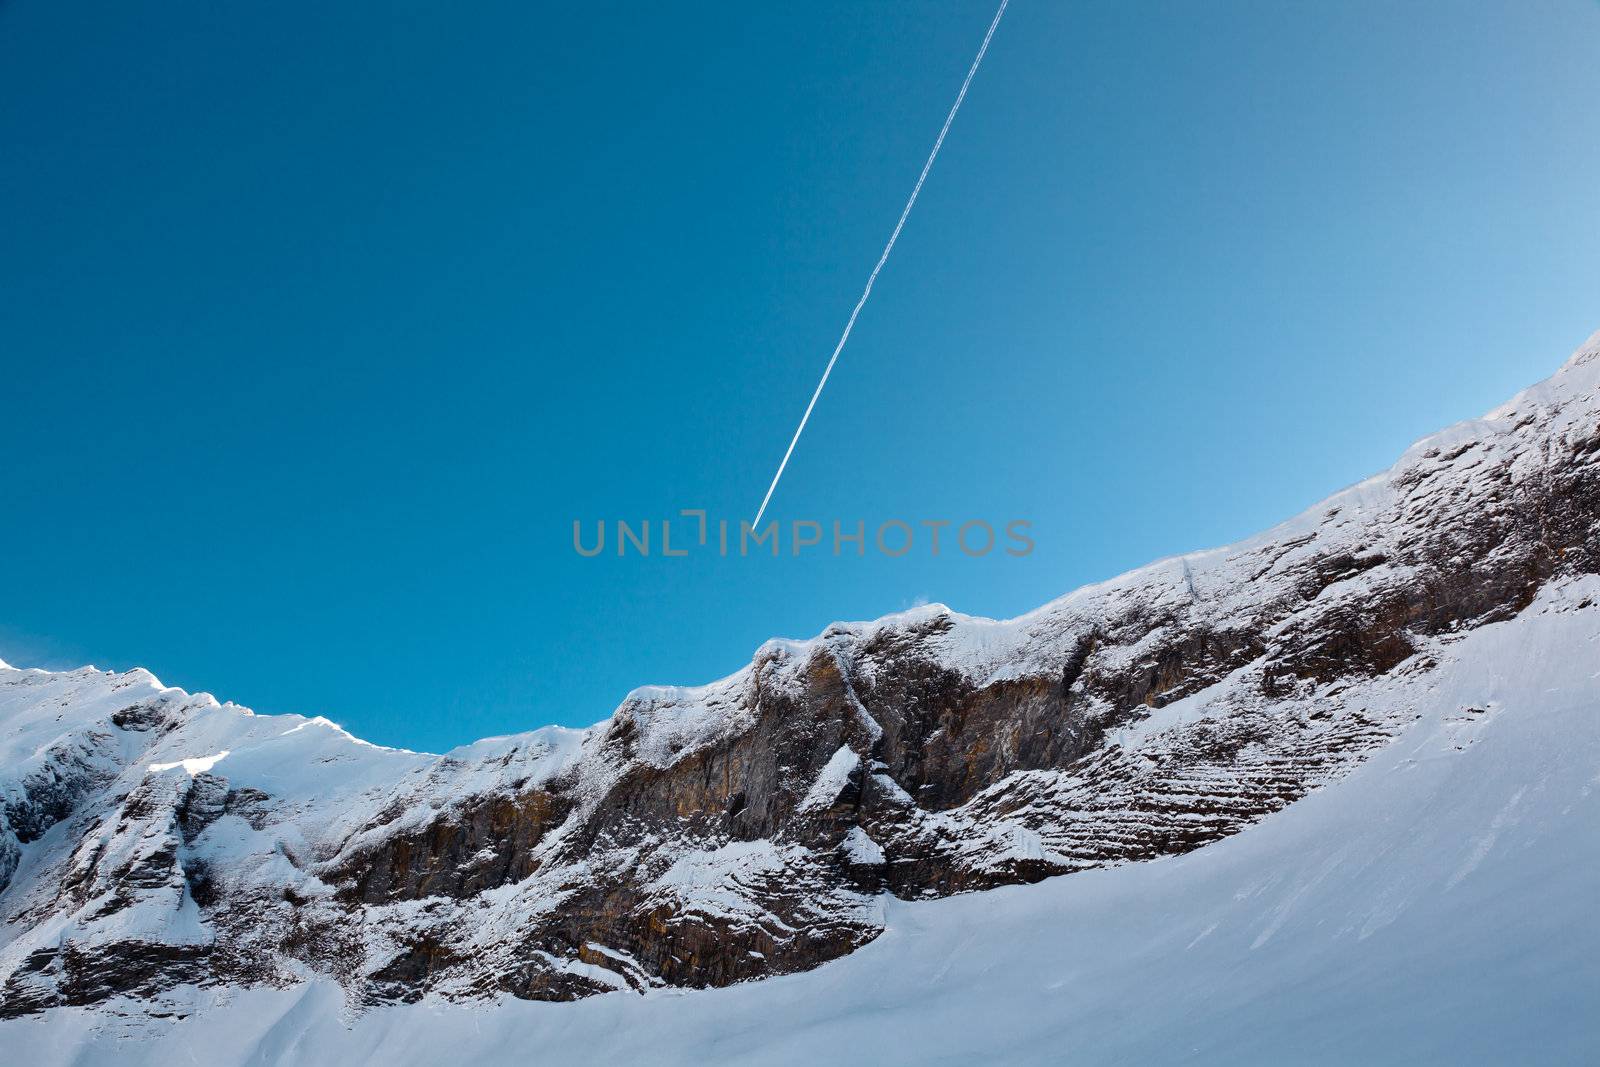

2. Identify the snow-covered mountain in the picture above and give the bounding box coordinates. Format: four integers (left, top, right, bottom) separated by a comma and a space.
3, 332, 1598, 1063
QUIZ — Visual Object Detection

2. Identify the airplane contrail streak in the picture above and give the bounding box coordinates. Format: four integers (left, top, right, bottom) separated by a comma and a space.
751, 0, 1010, 528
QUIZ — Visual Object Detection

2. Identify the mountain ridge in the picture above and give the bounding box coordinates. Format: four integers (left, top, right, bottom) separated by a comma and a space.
9, 569, 1597, 1063
2, 329, 1597, 1019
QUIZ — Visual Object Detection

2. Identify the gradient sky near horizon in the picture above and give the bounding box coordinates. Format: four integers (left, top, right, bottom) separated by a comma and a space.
4, 1, 1599, 752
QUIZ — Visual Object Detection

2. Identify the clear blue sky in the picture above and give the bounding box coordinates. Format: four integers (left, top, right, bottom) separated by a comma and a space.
4, 1, 1598, 752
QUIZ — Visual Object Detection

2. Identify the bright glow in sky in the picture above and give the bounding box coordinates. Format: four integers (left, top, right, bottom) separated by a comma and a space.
3, 1, 1599, 751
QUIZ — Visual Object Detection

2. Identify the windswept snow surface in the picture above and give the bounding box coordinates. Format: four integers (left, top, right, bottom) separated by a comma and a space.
6, 578, 1597, 1065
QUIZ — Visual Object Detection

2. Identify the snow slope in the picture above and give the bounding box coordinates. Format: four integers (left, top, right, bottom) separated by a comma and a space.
5, 575, 1596, 1065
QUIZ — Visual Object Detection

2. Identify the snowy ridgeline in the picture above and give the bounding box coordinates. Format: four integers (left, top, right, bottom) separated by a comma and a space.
3, 576, 1597, 1065
0, 331, 1597, 1062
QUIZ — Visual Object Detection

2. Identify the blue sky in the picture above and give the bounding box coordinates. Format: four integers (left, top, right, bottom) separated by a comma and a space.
3, 1, 1598, 752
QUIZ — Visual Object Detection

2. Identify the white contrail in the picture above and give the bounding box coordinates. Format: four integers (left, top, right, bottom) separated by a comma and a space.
751, 0, 1010, 528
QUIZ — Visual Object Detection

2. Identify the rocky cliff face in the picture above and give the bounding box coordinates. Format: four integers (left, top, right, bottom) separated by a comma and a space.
3, 334, 1598, 1019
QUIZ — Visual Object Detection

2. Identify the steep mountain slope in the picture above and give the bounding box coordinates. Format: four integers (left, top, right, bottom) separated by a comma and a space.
2, 332, 1597, 1027
8, 573, 1597, 1064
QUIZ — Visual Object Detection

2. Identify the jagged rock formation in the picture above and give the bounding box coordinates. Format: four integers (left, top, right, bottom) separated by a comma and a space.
2, 333, 1597, 1018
